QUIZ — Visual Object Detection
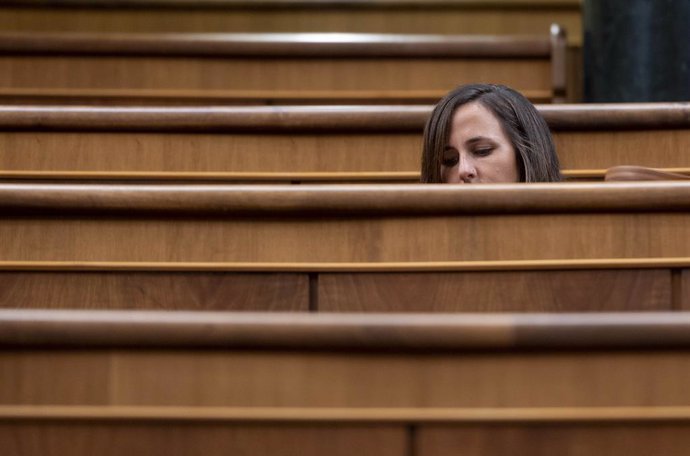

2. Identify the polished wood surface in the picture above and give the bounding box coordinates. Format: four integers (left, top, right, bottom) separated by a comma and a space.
1, 104, 688, 181
1, 312, 689, 409
0, 0, 581, 6
0, 1, 582, 45
2, 182, 687, 312
0, 31, 562, 104
1, 309, 688, 454
673, 270, 690, 310
3, 182, 690, 214
0, 32, 553, 56
0, 422, 406, 456
1, 183, 690, 268
605, 165, 690, 182
5, 405, 690, 422
3, 310, 690, 349
318, 270, 672, 312
0, 267, 680, 312
417, 424, 690, 455
4, 103, 690, 130
2, 348, 688, 407
0, 272, 308, 310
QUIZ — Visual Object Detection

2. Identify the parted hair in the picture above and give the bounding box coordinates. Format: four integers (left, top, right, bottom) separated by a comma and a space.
421, 84, 561, 183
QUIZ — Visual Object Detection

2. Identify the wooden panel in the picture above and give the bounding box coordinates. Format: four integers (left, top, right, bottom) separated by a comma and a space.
681, 269, 690, 310
0, 422, 406, 456
0, 5, 582, 45
0, 272, 308, 311
417, 424, 690, 456
556, 130, 690, 170
0, 56, 551, 95
318, 270, 672, 312
0, 351, 111, 406
2, 129, 690, 175
0, 132, 421, 174
2, 349, 689, 407
1, 213, 689, 263
3, 112, 690, 178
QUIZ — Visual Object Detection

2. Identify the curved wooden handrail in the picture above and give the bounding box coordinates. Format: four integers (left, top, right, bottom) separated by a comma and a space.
0, 32, 551, 57
0, 103, 688, 131
2, 182, 690, 215
0, 105, 431, 131
1, 310, 689, 349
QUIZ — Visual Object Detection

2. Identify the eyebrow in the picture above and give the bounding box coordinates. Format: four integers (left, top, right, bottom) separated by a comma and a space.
465, 136, 496, 145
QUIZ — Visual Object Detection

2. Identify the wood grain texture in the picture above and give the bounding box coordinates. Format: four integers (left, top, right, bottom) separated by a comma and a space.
0, 89, 554, 105
0, 4, 582, 45
2, 349, 689, 407
3, 104, 690, 131
4, 182, 690, 214
0, 56, 551, 97
417, 424, 690, 456
1, 213, 689, 263
0, 131, 423, 175
2, 194, 690, 263
555, 130, 690, 170
4, 310, 690, 350
318, 270, 672, 312
0, 32, 553, 57
681, 269, 690, 310
1, 104, 689, 178
0, 1, 581, 7
0, 422, 406, 456
5, 405, 690, 422
0, 272, 308, 310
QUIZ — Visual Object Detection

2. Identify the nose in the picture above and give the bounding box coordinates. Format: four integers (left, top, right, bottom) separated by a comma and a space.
457, 153, 478, 183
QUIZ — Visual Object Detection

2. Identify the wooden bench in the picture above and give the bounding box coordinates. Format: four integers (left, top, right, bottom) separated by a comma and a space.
0, 29, 567, 104
0, 103, 689, 183
1, 182, 690, 312
1, 310, 689, 455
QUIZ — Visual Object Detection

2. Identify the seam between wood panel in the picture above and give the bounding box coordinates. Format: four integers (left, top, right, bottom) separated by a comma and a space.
407, 424, 417, 456
308, 272, 319, 312
671, 269, 683, 311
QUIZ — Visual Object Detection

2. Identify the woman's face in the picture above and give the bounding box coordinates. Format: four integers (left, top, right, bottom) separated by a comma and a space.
440, 101, 519, 183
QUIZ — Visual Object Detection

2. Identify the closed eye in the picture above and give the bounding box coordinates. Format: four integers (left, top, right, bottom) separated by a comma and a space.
473, 147, 494, 157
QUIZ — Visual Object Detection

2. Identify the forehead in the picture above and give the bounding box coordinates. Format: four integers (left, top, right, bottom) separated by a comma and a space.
449, 101, 506, 140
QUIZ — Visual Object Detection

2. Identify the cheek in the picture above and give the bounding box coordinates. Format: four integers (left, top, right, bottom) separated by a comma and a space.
502, 150, 520, 181
440, 166, 455, 183
441, 166, 460, 184
487, 147, 518, 181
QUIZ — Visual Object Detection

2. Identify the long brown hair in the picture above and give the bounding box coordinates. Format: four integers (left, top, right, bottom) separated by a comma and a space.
421, 84, 561, 183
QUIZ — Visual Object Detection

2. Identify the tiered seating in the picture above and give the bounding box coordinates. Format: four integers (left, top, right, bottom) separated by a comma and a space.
1, 2, 688, 453
0, 30, 566, 105
0, 0, 583, 101
1, 310, 689, 455
0, 103, 688, 182
1, 182, 689, 311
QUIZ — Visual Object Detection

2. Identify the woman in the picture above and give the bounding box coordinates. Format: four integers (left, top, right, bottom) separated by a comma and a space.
421, 84, 561, 183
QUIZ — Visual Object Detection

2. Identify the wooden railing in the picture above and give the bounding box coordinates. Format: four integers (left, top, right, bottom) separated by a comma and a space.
1, 310, 689, 455
0, 29, 566, 104
0, 1, 582, 43
0, 103, 689, 182
1, 181, 689, 311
